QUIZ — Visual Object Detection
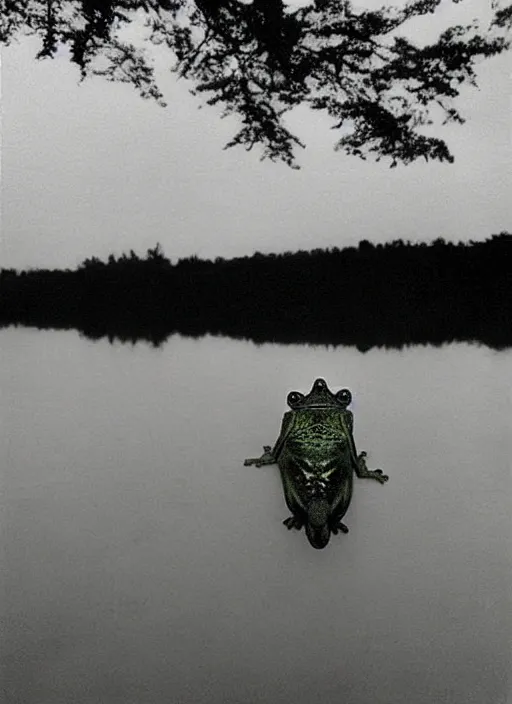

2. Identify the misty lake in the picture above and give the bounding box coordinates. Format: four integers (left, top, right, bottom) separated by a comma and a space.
1, 327, 511, 704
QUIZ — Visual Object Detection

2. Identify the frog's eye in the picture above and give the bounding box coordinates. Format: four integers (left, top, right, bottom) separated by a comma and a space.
336, 388, 352, 408
287, 391, 304, 408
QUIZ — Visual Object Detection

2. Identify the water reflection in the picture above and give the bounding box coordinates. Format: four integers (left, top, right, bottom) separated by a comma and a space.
1, 329, 511, 704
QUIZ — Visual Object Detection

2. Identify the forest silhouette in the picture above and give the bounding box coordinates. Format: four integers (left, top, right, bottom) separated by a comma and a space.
1, 234, 510, 350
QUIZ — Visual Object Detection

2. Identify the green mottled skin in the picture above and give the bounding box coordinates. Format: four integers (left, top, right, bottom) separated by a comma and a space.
244, 378, 388, 549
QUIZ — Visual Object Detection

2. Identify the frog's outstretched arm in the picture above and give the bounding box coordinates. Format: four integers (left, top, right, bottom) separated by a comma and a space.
340, 411, 389, 484
355, 451, 388, 484
244, 411, 295, 467
243, 445, 275, 467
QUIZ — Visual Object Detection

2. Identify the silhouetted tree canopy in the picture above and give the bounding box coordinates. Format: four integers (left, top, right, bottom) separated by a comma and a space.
2, 0, 510, 167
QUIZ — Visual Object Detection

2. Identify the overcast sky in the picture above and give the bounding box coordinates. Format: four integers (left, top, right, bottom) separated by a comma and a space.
1, 0, 511, 271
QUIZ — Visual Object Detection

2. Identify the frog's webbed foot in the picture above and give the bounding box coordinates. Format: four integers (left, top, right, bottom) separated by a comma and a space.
356, 451, 389, 484
331, 519, 349, 535
283, 515, 304, 531
244, 446, 276, 467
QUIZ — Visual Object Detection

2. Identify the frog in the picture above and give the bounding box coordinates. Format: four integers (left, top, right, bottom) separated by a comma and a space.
244, 378, 388, 549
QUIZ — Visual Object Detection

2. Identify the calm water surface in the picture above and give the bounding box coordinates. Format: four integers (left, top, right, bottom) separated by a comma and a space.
1, 329, 511, 704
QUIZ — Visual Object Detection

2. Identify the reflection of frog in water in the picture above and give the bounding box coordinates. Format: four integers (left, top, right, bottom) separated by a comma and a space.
244, 378, 388, 549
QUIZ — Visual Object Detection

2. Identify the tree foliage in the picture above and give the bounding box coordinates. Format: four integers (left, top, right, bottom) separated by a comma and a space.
2, 0, 510, 167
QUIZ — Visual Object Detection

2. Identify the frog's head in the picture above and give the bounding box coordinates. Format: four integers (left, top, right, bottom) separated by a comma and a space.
287, 378, 352, 411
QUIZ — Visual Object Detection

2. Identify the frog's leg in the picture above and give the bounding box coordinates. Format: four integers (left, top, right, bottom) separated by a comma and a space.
331, 520, 349, 535
283, 515, 304, 531
243, 412, 304, 529
244, 411, 295, 467
280, 467, 306, 531
328, 463, 353, 535
339, 412, 389, 484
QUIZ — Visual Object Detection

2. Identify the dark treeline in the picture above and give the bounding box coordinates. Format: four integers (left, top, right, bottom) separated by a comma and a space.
0, 235, 510, 350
